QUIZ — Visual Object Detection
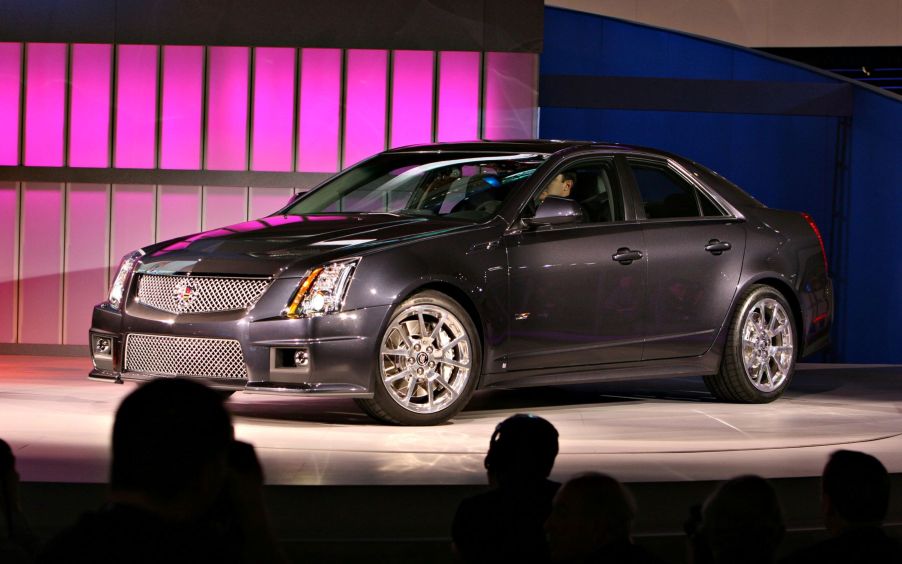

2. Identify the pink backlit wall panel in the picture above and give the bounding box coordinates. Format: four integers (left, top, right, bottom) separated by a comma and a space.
157, 185, 201, 241
203, 187, 248, 229
206, 47, 249, 171
484, 52, 538, 140
19, 183, 64, 343
110, 185, 156, 280
390, 51, 434, 148
0, 183, 17, 342
69, 44, 112, 167
0, 43, 22, 166
343, 50, 388, 168
252, 48, 295, 172
160, 46, 204, 170
297, 48, 341, 173
437, 51, 481, 142
115, 45, 158, 168
64, 184, 109, 344
249, 187, 293, 218
24, 43, 67, 167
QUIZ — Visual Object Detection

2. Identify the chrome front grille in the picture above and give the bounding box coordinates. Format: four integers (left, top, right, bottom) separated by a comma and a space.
135, 274, 270, 314
124, 334, 249, 379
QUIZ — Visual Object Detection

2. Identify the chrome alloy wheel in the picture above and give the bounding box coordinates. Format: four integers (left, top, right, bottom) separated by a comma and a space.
740, 297, 794, 392
379, 304, 473, 414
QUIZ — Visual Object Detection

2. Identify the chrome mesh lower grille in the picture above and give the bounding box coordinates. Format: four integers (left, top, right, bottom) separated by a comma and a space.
136, 274, 270, 314
124, 333, 249, 379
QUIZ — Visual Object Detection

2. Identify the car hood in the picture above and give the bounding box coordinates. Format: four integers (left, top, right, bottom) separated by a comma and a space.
136, 213, 471, 278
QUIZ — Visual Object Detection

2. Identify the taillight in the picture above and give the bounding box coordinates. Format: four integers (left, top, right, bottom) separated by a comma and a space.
801, 212, 828, 275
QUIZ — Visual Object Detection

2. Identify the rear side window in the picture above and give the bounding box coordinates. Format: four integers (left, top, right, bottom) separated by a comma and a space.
627, 160, 724, 219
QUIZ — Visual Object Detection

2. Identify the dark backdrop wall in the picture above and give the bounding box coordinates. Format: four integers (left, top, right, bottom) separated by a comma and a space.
0, 0, 543, 51
538, 7, 901, 363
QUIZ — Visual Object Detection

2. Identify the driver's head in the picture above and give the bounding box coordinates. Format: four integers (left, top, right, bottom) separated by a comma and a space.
539, 172, 576, 202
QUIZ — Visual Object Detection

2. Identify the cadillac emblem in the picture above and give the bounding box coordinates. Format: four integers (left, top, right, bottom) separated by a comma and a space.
173, 279, 198, 308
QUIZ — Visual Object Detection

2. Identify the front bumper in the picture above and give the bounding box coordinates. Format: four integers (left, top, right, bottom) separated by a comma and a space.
88, 299, 392, 397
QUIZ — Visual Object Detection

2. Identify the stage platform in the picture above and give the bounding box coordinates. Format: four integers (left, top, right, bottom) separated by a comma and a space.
3, 355, 902, 486
4, 356, 902, 562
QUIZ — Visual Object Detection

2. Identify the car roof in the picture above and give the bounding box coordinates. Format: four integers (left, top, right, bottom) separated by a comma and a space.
384, 139, 692, 162
385, 139, 600, 155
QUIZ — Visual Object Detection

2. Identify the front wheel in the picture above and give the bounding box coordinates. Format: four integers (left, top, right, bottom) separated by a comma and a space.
356, 291, 481, 425
704, 285, 797, 403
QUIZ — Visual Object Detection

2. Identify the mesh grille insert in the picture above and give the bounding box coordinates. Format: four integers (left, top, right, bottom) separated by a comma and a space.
124, 333, 249, 379
135, 274, 270, 314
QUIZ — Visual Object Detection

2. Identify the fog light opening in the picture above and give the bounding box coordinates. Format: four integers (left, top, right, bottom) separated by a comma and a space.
274, 347, 310, 369
293, 349, 309, 367
95, 337, 112, 355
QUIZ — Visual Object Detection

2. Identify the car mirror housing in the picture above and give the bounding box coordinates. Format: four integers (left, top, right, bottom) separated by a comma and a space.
524, 196, 584, 227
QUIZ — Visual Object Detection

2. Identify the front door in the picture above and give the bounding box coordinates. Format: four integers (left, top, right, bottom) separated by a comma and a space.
501, 159, 646, 372
504, 224, 647, 371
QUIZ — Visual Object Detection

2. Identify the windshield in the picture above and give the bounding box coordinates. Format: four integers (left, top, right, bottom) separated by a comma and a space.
284, 152, 548, 221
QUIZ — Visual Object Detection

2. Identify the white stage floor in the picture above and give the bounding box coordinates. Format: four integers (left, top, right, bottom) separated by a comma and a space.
2, 356, 901, 486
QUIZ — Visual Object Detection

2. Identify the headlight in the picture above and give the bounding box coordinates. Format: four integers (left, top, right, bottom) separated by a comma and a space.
284, 258, 359, 318
109, 250, 143, 310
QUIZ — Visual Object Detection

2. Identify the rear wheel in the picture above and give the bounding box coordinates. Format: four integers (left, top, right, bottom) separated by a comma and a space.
356, 291, 481, 425
704, 285, 797, 403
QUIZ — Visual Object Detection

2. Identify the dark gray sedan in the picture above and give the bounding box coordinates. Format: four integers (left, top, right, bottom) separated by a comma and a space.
89, 141, 833, 425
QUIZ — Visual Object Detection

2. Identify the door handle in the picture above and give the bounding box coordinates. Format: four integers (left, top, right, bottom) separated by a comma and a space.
705, 239, 732, 255
612, 247, 643, 265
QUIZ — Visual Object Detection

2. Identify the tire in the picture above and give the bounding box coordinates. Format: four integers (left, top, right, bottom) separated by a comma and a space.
704, 285, 797, 403
356, 290, 481, 425
216, 390, 236, 400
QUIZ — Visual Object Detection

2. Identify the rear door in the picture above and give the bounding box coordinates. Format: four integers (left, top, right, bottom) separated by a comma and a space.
622, 156, 747, 360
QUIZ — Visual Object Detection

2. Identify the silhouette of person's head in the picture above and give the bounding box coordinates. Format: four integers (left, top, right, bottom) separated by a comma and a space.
545, 472, 637, 562
484, 414, 559, 487
1, 437, 16, 514
0, 439, 13, 480
0, 438, 18, 518
822, 449, 889, 533
110, 378, 234, 520
696, 475, 784, 564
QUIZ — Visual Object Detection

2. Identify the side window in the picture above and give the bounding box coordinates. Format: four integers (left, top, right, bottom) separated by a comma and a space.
628, 161, 710, 219
698, 190, 725, 217
531, 160, 625, 223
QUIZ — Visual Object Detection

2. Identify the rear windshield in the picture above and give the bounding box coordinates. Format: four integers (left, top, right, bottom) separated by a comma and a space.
285, 152, 548, 221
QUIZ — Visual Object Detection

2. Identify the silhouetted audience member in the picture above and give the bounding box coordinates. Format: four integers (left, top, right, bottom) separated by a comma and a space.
686, 475, 784, 564
39, 378, 285, 564
545, 472, 663, 564
1, 438, 38, 563
452, 414, 560, 563
781, 450, 902, 564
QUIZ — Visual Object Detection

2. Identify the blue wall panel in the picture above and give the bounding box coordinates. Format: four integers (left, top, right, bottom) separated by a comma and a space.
540, 7, 901, 363
844, 90, 902, 362
542, 8, 606, 75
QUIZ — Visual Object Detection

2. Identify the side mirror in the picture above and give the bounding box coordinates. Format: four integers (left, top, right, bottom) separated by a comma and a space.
523, 196, 584, 227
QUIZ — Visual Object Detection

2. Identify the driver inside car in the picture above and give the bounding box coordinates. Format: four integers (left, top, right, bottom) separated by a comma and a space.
538, 171, 576, 203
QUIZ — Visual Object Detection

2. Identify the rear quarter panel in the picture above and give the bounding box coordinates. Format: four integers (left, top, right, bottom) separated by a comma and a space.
734, 207, 832, 357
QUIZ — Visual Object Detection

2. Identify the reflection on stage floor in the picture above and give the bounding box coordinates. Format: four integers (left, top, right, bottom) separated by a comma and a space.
2, 356, 901, 485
